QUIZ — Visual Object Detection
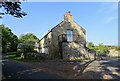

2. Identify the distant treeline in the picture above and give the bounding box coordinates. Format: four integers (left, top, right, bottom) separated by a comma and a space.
1, 25, 39, 53
87, 42, 119, 55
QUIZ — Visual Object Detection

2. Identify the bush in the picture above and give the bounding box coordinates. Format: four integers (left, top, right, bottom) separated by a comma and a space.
18, 44, 34, 53
16, 51, 22, 57
32, 50, 38, 53
116, 46, 120, 50
18, 44, 35, 57
36, 53, 47, 61
47, 55, 54, 60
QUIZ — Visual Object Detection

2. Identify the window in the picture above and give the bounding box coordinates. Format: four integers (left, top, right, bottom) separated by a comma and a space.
35, 43, 39, 48
67, 30, 73, 42
45, 47, 49, 55
39, 48, 42, 53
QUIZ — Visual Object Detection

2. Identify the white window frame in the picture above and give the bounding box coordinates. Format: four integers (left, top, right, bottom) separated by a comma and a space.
67, 30, 73, 42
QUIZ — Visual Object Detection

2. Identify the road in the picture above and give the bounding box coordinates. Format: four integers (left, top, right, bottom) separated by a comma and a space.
78, 58, 120, 79
2, 59, 62, 79
2, 54, 120, 79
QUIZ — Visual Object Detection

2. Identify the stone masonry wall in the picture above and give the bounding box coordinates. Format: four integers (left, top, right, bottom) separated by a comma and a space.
62, 42, 94, 60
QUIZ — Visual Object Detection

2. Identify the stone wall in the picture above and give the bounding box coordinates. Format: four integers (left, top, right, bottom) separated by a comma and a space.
51, 19, 86, 57
108, 49, 120, 58
38, 12, 89, 60
37, 32, 52, 54
62, 42, 94, 60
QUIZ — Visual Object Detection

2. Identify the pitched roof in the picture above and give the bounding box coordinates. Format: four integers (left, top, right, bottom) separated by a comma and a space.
39, 21, 64, 42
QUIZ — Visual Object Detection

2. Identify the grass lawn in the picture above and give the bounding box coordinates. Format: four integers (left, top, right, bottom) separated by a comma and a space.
7, 53, 38, 62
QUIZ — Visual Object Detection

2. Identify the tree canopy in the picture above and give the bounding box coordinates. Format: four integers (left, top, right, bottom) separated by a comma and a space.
0, 2, 27, 18
19, 33, 39, 44
87, 42, 109, 55
2, 25, 18, 53
87, 42, 95, 50
18, 33, 39, 53
95, 43, 109, 55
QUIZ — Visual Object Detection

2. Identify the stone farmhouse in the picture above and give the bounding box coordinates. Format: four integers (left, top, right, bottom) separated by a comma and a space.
36, 12, 94, 60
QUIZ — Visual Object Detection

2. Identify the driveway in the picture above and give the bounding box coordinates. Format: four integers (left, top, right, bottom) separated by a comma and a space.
2, 59, 62, 79
2, 54, 120, 79
18, 58, 120, 79
77, 58, 120, 79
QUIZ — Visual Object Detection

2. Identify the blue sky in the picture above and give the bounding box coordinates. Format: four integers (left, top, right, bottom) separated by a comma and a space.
2, 2, 118, 45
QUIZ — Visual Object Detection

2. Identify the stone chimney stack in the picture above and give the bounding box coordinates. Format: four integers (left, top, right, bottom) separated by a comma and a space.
64, 11, 73, 22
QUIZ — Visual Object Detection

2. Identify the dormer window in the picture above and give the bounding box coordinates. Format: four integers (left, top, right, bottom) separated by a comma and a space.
67, 30, 73, 42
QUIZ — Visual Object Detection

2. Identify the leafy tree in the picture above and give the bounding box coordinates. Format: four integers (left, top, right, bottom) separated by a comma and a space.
95, 43, 109, 55
20, 44, 34, 53
18, 33, 39, 53
0, 2, 27, 18
2, 25, 18, 53
87, 42, 109, 56
19, 33, 39, 44
87, 42, 95, 50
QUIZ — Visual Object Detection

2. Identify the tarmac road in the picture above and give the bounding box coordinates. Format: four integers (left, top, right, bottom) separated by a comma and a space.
2, 59, 62, 79
2, 54, 120, 79
78, 58, 120, 79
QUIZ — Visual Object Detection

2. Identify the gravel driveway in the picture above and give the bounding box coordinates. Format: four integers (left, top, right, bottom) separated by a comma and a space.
18, 58, 120, 79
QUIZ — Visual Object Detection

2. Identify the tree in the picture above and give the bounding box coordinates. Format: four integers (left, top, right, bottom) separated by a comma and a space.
0, 2, 27, 18
19, 33, 39, 53
2, 25, 18, 53
87, 42, 109, 56
87, 42, 95, 50
95, 43, 109, 55
19, 33, 39, 44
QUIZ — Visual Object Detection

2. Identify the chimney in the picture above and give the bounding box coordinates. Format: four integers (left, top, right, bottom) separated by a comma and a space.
64, 11, 73, 22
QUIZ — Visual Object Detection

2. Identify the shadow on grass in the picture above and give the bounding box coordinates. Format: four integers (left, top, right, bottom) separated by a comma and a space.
7, 54, 39, 62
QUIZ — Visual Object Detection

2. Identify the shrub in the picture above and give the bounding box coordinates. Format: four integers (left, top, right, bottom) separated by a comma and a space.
116, 46, 120, 50
36, 53, 47, 61
16, 51, 22, 57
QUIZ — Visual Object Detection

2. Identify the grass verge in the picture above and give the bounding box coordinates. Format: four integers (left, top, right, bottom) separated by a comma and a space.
7, 53, 39, 62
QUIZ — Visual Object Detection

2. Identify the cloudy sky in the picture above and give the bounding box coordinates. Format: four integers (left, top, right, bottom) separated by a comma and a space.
2, 2, 118, 45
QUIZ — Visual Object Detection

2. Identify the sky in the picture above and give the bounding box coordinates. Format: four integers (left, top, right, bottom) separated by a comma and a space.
1, 2, 118, 46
